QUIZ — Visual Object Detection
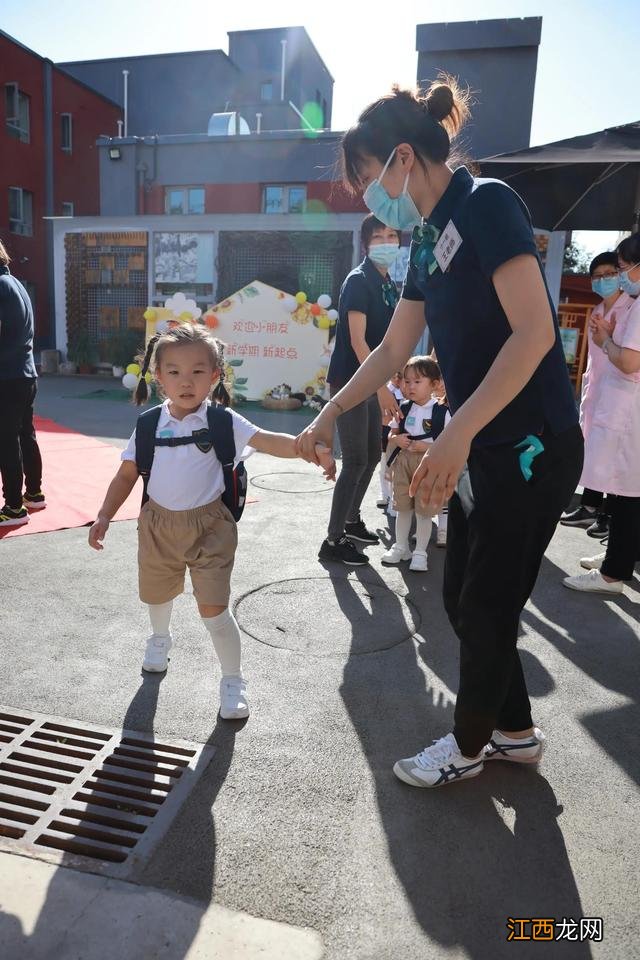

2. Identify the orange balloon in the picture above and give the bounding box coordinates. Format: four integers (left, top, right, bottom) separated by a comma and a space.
310, 303, 322, 315
204, 312, 219, 328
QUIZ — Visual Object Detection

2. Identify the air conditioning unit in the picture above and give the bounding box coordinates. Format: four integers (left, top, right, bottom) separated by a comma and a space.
207, 112, 251, 136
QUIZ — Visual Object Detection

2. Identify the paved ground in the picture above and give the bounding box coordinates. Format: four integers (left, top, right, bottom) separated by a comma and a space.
1, 374, 639, 959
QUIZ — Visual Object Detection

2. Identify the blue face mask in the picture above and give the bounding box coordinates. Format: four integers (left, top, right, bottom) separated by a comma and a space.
363, 149, 422, 230
618, 264, 640, 296
591, 276, 620, 298
368, 242, 400, 268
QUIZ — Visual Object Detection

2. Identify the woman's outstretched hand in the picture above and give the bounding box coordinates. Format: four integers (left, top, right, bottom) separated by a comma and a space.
295, 405, 337, 465
409, 423, 471, 514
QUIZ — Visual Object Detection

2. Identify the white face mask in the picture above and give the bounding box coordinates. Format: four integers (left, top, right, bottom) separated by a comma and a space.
368, 242, 400, 268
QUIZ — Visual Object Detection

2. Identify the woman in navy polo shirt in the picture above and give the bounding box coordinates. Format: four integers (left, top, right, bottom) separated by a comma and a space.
319, 214, 402, 566
297, 81, 583, 788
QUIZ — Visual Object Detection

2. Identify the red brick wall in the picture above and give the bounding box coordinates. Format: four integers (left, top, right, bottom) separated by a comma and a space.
0, 35, 48, 340
52, 69, 121, 216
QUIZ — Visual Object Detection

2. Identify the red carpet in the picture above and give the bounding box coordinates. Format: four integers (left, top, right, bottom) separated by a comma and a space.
1, 416, 141, 539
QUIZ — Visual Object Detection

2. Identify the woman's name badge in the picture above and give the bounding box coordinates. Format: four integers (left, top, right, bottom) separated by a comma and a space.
434, 221, 462, 273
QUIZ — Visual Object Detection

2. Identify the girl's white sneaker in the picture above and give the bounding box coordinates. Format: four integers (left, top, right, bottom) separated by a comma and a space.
580, 552, 606, 570
409, 550, 428, 572
142, 633, 172, 672
220, 677, 249, 720
381, 544, 412, 565
563, 569, 623, 595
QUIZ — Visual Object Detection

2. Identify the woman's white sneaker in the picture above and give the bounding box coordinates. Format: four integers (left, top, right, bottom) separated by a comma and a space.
381, 543, 412, 565
580, 552, 606, 571
142, 633, 172, 672
219, 676, 249, 719
483, 727, 546, 764
393, 733, 484, 788
563, 569, 623, 594
409, 550, 428, 572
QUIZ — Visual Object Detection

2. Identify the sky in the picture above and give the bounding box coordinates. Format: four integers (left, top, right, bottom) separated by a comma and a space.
3, 0, 637, 255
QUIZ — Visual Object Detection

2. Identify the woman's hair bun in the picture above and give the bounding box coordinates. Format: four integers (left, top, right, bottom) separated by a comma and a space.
426, 83, 454, 122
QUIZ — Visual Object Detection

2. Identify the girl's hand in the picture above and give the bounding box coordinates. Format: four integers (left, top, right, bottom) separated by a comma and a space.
394, 433, 412, 450
315, 443, 336, 481
408, 439, 429, 453
88, 515, 110, 550
409, 423, 471, 513
295, 406, 336, 464
377, 385, 401, 421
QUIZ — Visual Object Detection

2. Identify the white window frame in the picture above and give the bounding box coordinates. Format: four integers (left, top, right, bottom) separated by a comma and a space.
9, 187, 33, 236
5, 83, 30, 143
263, 184, 307, 214
61, 113, 73, 152
164, 186, 205, 215
62, 201, 74, 217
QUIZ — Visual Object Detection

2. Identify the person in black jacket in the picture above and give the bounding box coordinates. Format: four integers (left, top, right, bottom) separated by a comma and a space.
0, 238, 45, 527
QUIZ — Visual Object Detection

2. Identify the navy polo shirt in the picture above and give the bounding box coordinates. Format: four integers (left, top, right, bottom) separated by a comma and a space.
0, 265, 37, 380
328, 256, 397, 388
402, 167, 578, 447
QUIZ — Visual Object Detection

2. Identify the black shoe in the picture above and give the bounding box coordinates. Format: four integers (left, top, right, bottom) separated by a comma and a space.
586, 514, 609, 538
0, 504, 29, 527
344, 519, 380, 545
318, 536, 370, 566
560, 506, 596, 528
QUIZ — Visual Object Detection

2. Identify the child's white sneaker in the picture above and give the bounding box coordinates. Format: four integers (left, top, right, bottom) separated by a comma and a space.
142, 633, 172, 672
381, 543, 412, 565
219, 676, 249, 719
580, 551, 606, 570
563, 569, 623, 594
409, 550, 428, 572
436, 527, 447, 547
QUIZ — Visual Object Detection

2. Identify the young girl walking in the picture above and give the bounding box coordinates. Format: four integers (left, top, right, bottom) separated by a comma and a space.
89, 324, 334, 719
382, 356, 450, 571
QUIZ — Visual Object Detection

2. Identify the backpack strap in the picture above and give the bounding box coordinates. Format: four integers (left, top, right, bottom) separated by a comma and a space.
134, 405, 163, 506
431, 402, 448, 441
386, 400, 415, 467
206, 404, 237, 468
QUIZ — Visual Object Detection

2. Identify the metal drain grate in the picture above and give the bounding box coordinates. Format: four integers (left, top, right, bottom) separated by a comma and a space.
0, 706, 214, 879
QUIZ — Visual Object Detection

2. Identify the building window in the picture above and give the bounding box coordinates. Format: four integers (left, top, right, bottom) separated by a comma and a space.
263, 185, 307, 214
165, 187, 205, 215
9, 187, 33, 236
61, 113, 73, 152
5, 83, 30, 143
260, 82, 273, 102
62, 201, 74, 217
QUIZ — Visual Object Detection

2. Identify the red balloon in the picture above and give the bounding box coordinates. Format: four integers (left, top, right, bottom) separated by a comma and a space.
310, 303, 322, 315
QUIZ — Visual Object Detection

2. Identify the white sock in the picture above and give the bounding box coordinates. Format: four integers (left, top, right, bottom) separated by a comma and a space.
415, 514, 432, 553
148, 601, 173, 636
202, 608, 242, 678
395, 511, 412, 550
438, 506, 448, 534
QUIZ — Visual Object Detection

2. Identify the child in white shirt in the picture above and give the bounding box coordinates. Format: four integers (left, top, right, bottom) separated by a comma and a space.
377, 370, 407, 508
89, 324, 334, 720
382, 356, 450, 571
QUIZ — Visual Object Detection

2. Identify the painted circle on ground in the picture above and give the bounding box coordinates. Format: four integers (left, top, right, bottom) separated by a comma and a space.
234, 576, 421, 657
250, 471, 334, 493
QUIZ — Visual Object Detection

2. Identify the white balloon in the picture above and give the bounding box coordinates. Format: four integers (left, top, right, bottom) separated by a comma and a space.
155, 320, 169, 334
282, 295, 298, 313
327, 309, 338, 321
122, 372, 139, 390
317, 294, 332, 309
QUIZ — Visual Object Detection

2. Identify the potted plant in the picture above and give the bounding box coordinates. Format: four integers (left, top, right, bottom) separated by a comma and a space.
67, 330, 98, 375
105, 330, 142, 378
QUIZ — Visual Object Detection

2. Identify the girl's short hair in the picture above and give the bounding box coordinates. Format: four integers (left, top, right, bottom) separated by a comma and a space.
341, 77, 471, 192
403, 355, 442, 381
0, 238, 11, 266
360, 213, 401, 252
617, 232, 640, 265
134, 323, 229, 406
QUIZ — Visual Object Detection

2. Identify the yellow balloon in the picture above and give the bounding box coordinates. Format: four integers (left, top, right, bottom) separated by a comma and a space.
126, 363, 141, 375
144, 372, 153, 383
143, 308, 157, 321
178, 311, 193, 321
317, 316, 331, 329
295, 291, 307, 305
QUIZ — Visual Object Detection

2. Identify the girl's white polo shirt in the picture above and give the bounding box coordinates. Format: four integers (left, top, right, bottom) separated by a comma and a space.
122, 399, 258, 511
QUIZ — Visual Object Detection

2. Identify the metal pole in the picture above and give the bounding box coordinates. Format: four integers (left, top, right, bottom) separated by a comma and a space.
280, 40, 287, 100
123, 70, 129, 137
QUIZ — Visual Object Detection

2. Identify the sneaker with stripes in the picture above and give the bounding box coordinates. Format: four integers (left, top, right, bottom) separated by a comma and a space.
393, 733, 484, 788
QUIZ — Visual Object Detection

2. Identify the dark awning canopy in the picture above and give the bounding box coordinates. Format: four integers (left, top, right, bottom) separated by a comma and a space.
479, 123, 640, 231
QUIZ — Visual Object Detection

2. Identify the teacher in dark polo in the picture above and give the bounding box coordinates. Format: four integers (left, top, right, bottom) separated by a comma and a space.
0, 238, 45, 528
319, 214, 402, 565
